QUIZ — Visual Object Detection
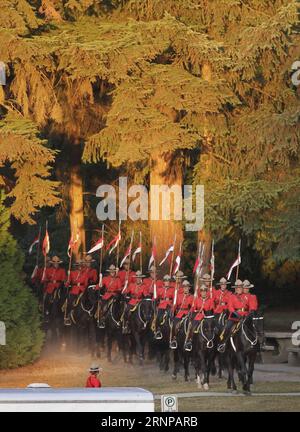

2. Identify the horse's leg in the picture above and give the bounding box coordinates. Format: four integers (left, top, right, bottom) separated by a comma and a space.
183, 352, 190, 382
246, 351, 256, 392
172, 349, 179, 380
133, 331, 144, 365
236, 351, 248, 393
227, 352, 237, 393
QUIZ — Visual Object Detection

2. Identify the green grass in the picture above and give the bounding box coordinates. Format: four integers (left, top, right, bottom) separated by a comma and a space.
155, 396, 300, 412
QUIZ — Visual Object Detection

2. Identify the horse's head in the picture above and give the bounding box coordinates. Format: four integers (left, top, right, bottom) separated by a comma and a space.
140, 297, 154, 323
252, 309, 265, 343
86, 285, 99, 305
203, 309, 216, 337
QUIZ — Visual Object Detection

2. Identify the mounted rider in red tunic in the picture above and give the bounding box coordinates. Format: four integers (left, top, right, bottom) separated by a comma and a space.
122, 270, 148, 334
154, 274, 174, 340
81, 255, 98, 286
43, 256, 67, 295
213, 277, 232, 319
117, 258, 135, 288
217, 279, 255, 353
64, 260, 89, 326
143, 266, 163, 299
169, 280, 193, 350
242, 279, 258, 312
96, 264, 122, 329
199, 273, 216, 299
184, 284, 215, 351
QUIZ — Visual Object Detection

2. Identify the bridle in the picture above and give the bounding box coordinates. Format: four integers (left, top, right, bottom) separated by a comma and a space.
200, 315, 215, 349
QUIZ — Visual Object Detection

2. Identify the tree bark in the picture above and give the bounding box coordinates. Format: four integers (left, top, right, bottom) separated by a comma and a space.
197, 63, 213, 271
69, 139, 85, 257
150, 150, 183, 264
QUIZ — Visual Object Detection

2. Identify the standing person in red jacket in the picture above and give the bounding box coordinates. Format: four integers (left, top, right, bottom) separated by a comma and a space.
169, 280, 193, 349
64, 260, 89, 326
242, 280, 258, 312
184, 284, 215, 351
154, 275, 174, 340
85, 364, 102, 388
122, 270, 147, 334
97, 264, 122, 328
217, 279, 250, 353
82, 255, 98, 286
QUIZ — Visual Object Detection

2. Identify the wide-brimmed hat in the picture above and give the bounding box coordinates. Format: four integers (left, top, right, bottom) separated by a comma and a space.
88, 363, 102, 373
243, 279, 254, 289
199, 284, 208, 291
163, 275, 171, 281
182, 280, 191, 287
133, 270, 146, 278
121, 258, 130, 266
50, 256, 63, 264
200, 273, 213, 281
173, 271, 186, 279
217, 277, 230, 286
84, 255, 95, 263
233, 279, 243, 288
106, 264, 117, 272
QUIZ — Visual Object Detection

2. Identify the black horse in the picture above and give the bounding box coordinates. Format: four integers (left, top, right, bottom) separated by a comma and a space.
171, 316, 192, 381
65, 285, 100, 357
102, 295, 133, 363
226, 310, 265, 394
43, 285, 68, 345
192, 310, 216, 390
151, 308, 172, 372
128, 297, 154, 365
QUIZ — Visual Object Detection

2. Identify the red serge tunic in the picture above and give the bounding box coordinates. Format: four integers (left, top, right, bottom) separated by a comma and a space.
68, 270, 89, 295
242, 293, 258, 311
82, 267, 98, 285
228, 294, 250, 319
157, 286, 174, 310
118, 270, 135, 287
143, 278, 163, 298
124, 282, 148, 306
213, 289, 232, 314
191, 296, 215, 321
174, 293, 193, 319
85, 375, 101, 388
101, 276, 122, 300
43, 267, 67, 294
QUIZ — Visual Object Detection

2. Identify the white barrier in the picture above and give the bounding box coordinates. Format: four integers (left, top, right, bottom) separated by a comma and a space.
0, 386, 154, 412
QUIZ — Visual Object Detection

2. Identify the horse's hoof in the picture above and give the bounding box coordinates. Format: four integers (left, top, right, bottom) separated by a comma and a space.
185, 376, 190, 382
172, 374, 177, 380
243, 390, 251, 396
232, 389, 238, 395
203, 383, 209, 391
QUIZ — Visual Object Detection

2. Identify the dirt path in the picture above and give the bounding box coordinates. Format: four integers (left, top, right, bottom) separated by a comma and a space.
1, 347, 300, 393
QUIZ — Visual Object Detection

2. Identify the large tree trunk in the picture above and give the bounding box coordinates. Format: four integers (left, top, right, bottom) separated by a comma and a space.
198, 63, 213, 271
150, 150, 183, 264
69, 139, 85, 257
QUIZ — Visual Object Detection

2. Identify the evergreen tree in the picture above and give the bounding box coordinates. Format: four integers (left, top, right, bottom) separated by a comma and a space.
0, 192, 43, 368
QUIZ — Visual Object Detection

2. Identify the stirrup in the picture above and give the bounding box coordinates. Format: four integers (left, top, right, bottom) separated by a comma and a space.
217, 343, 226, 353
155, 330, 163, 340
184, 341, 192, 352
64, 318, 71, 326
170, 339, 177, 350
98, 320, 105, 329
